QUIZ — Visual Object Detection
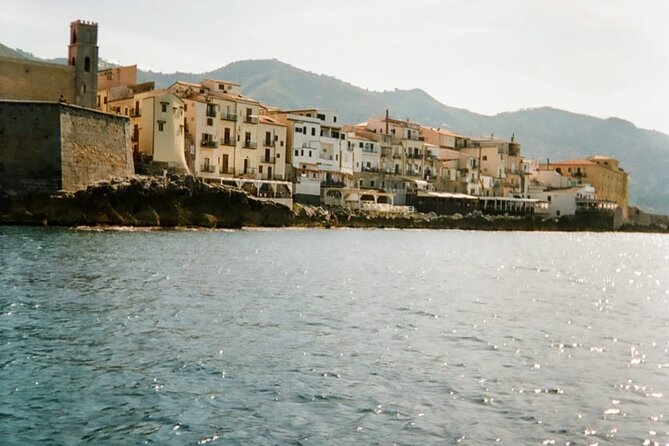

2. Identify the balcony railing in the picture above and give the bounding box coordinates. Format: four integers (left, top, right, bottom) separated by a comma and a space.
201, 140, 218, 148
200, 164, 215, 173
221, 137, 234, 146
243, 141, 257, 149
222, 113, 237, 121
392, 153, 402, 159
261, 156, 275, 163
219, 167, 235, 175
206, 109, 217, 118
319, 153, 334, 161
263, 140, 274, 147
244, 116, 259, 124
407, 153, 423, 159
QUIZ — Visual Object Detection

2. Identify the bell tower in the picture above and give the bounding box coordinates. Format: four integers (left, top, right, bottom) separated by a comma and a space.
67, 20, 98, 108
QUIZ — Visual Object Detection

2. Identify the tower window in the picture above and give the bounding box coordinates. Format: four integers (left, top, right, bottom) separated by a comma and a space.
71, 57, 76, 66
72, 30, 77, 44
84, 57, 91, 73
81, 83, 86, 94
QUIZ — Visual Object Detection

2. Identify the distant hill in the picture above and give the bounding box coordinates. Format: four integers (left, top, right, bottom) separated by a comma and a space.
4, 46, 667, 213
0, 43, 35, 59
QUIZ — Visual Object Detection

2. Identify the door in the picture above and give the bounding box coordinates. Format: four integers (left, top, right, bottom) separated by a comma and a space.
222, 154, 229, 174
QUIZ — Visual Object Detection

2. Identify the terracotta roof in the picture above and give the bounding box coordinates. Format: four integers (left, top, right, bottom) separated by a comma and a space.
259, 115, 286, 127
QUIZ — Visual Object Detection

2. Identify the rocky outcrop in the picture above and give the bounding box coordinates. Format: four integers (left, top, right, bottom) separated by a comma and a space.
0, 175, 295, 228
1, 176, 667, 232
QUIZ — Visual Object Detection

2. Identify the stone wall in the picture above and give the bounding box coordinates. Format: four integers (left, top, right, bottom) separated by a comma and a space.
0, 101, 133, 192
60, 105, 133, 190
0, 101, 63, 191
0, 57, 76, 103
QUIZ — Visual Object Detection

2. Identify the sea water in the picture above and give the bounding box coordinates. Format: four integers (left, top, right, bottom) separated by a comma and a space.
1, 227, 668, 445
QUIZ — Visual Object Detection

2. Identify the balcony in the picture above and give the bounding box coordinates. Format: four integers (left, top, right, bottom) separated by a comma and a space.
221, 137, 234, 146
319, 153, 334, 161
407, 153, 423, 159
261, 156, 275, 163
219, 167, 235, 175
244, 116, 259, 124
322, 180, 345, 188
200, 164, 215, 173
243, 141, 257, 149
392, 153, 402, 159
263, 140, 274, 147
222, 113, 237, 121
201, 140, 218, 148
130, 108, 141, 117
206, 109, 217, 118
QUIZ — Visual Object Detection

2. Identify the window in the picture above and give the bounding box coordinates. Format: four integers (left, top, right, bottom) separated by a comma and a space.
482, 155, 487, 161
84, 56, 91, 73
303, 126, 306, 134
157, 121, 165, 132
311, 128, 315, 136
184, 104, 187, 112
259, 165, 263, 174
161, 103, 167, 113
359, 142, 364, 148
309, 151, 312, 157
334, 116, 337, 123
277, 153, 280, 159
81, 83, 87, 94
301, 150, 304, 156
207, 118, 213, 126
295, 149, 299, 156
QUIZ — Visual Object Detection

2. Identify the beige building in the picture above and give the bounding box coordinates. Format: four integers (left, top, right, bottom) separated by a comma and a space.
460, 136, 522, 196
543, 156, 629, 219
170, 79, 287, 182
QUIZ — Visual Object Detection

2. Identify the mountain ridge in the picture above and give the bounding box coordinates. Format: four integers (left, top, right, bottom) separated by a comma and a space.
3, 48, 668, 213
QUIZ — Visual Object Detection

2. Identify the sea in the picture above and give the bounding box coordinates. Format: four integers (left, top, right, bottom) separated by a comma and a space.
1, 227, 668, 445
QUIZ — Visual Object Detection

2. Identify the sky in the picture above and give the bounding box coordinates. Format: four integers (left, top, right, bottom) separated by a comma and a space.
2, 0, 668, 134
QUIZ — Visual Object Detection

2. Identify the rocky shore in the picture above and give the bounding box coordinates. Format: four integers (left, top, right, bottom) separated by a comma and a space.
0, 176, 667, 232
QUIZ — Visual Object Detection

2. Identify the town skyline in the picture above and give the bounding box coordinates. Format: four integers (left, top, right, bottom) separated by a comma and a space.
1, 0, 668, 135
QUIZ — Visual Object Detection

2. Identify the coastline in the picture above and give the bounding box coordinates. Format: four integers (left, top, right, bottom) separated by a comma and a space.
1, 176, 667, 234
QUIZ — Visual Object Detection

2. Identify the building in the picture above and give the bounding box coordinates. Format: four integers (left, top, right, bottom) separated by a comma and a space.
270, 109, 350, 204
0, 20, 133, 193
0, 20, 98, 108
170, 79, 287, 180
543, 156, 629, 219
96, 66, 189, 171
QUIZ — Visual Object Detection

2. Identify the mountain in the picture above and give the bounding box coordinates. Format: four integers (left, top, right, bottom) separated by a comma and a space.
138, 59, 669, 213
0, 43, 35, 59
3, 46, 667, 213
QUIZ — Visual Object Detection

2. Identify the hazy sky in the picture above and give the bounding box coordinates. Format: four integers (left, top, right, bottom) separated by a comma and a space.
2, 0, 668, 134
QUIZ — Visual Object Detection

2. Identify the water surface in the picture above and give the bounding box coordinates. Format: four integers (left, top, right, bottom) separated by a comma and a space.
1, 227, 668, 445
